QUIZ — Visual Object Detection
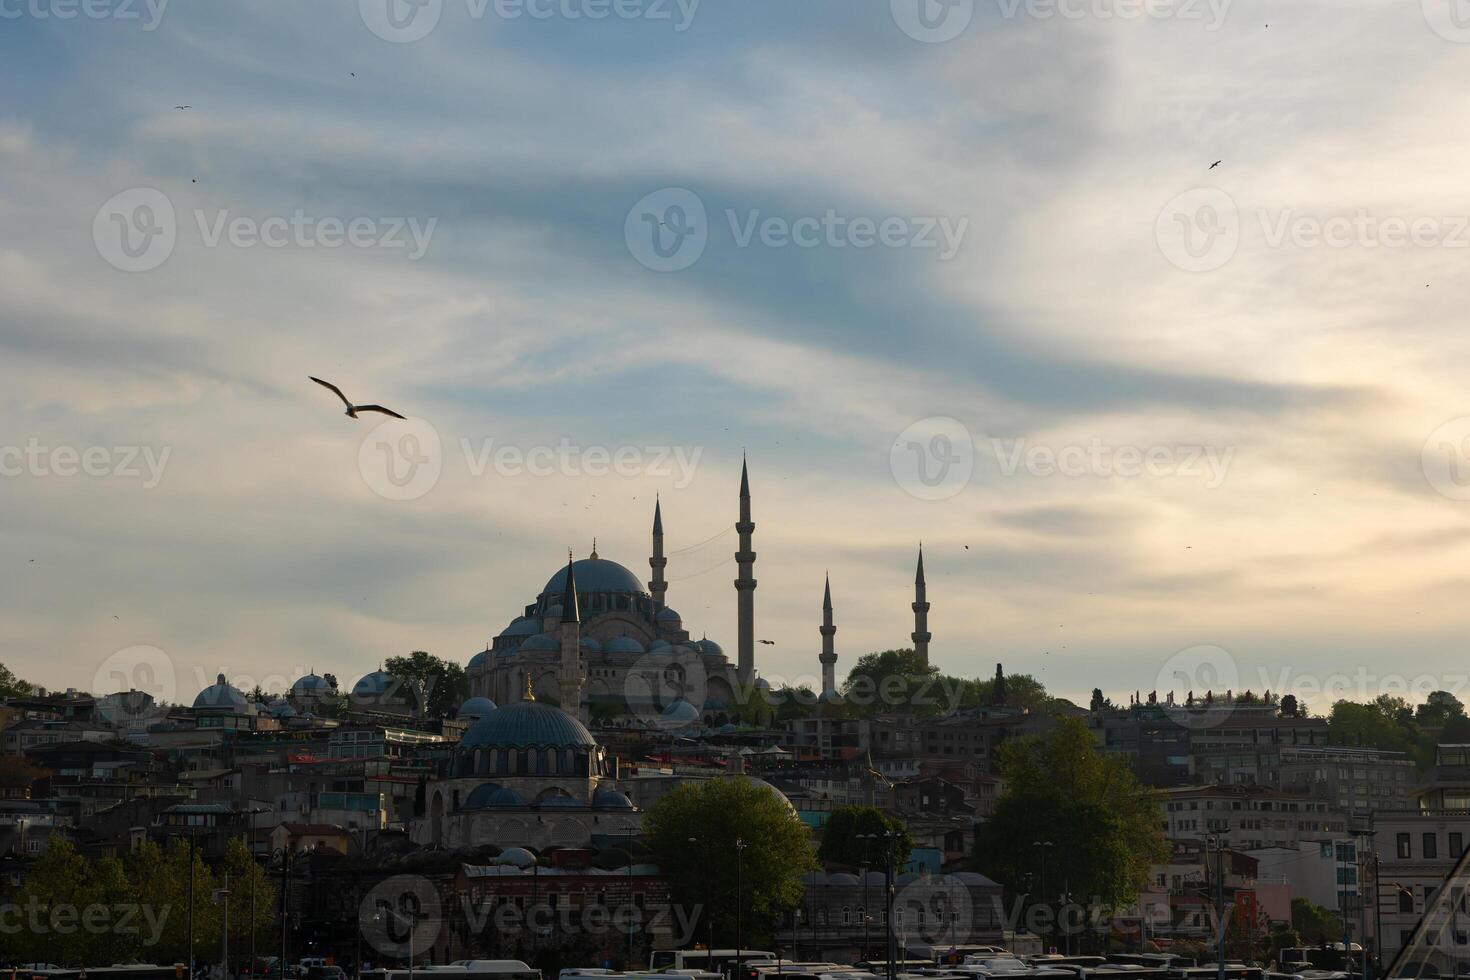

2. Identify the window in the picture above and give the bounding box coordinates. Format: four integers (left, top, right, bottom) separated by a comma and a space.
1398, 833, 1412, 859
1453, 833, 1464, 859
842, 906, 850, 925
1399, 891, 1414, 913
1425, 833, 1439, 859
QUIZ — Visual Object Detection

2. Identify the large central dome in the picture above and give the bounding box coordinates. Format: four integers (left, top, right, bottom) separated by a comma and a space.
541, 557, 645, 598
461, 699, 598, 748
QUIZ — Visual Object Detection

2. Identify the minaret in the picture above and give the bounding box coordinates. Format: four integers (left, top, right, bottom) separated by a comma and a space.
735, 457, 757, 686
649, 496, 668, 610
911, 545, 931, 669
819, 575, 837, 700
557, 552, 587, 723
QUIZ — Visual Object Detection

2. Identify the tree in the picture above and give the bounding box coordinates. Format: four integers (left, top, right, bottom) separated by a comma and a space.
0, 662, 34, 699
1291, 897, 1339, 945
1328, 700, 1414, 755
1279, 694, 1300, 718
816, 806, 914, 869
10, 832, 89, 964
384, 651, 469, 719
644, 777, 815, 948
223, 837, 276, 974
1416, 691, 1467, 729
1090, 688, 1110, 712
968, 671, 1051, 712
971, 717, 1168, 910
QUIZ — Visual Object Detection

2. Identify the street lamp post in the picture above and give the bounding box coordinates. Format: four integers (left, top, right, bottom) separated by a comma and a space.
735, 838, 747, 980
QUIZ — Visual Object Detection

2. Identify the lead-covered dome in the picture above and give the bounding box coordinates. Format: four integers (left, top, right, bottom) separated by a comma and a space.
461, 699, 597, 749
194, 674, 254, 714
458, 696, 497, 721
542, 558, 645, 598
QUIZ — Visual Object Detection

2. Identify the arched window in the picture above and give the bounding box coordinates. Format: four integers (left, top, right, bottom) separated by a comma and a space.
546, 750, 559, 774
856, 905, 866, 925
841, 906, 850, 925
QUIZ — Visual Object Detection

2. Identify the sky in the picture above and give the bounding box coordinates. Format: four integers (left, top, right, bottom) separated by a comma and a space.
4, 0, 1470, 714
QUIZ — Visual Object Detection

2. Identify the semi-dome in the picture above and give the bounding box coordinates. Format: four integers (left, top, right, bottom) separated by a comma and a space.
542, 558, 646, 598
461, 699, 597, 749
267, 699, 298, 719
464, 782, 505, 809
520, 634, 559, 653
458, 696, 497, 721
647, 639, 672, 652
352, 669, 392, 697
499, 616, 541, 638
468, 649, 491, 669
592, 786, 635, 810
483, 786, 528, 808
656, 606, 682, 623
696, 638, 725, 658
534, 788, 582, 809
579, 637, 602, 654
604, 635, 645, 655
193, 674, 254, 714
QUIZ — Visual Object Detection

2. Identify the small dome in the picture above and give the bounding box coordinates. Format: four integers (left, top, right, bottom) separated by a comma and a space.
458, 696, 497, 721
828, 872, 860, 885
520, 634, 559, 653
464, 782, 505, 809
580, 637, 602, 654
604, 635, 645, 655
659, 699, 701, 728
461, 699, 597, 749
592, 786, 635, 810
499, 616, 541, 638
542, 558, 646, 598
352, 670, 392, 697
648, 639, 672, 652
468, 649, 491, 669
497, 847, 537, 868
497, 643, 521, 658
482, 786, 529, 808
193, 674, 254, 714
697, 638, 725, 658
290, 673, 333, 696
656, 607, 681, 622
267, 699, 298, 719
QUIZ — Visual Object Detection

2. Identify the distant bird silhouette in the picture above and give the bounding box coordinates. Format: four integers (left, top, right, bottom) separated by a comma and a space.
758, 639, 775, 645
309, 377, 406, 419
1209, 160, 1221, 170
174, 105, 191, 110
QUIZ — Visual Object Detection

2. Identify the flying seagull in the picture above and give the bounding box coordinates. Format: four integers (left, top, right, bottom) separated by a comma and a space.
174, 105, 191, 110
309, 377, 406, 419
758, 639, 775, 645
1209, 160, 1221, 170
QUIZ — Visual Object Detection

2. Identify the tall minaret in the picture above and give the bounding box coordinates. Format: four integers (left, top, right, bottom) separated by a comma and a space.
649, 496, 668, 610
735, 457, 757, 686
557, 552, 587, 723
911, 545, 931, 669
819, 574, 837, 700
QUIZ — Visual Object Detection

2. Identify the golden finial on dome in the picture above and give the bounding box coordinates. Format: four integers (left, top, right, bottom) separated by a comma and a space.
523, 673, 536, 702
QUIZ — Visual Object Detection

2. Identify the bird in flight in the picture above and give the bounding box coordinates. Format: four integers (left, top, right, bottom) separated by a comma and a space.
758, 639, 775, 645
1209, 160, 1222, 170
309, 377, 406, 419
174, 105, 191, 110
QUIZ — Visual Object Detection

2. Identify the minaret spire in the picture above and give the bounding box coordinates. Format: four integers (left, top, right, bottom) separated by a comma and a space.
558, 552, 586, 722
819, 574, 837, 701
911, 544, 931, 669
735, 456, 757, 686
649, 495, 668, 610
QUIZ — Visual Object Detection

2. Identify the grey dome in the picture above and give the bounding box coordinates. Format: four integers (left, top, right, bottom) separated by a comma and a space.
580, 637, 602, 654
660, 699, 701, 727
499, 616, 541, 638
520, 634, 559, 653
459, 696, 497, 720
193, 674, 254, 714
542, 558, 645, 598
648, 639, 672, 652
267, 699, 298, 719
461, 699, 597, 749
290, 673, 333, 695
468, 649, 490, 669
697, 638, 725, 658
604, 635, 645, 654
497, 847, 537, 868
352, 669, 392, 697
656, 606, 681, 622
535, 789, 583, 809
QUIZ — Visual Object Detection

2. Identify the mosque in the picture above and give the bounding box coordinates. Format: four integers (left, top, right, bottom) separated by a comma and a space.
181, 460, 937, 849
